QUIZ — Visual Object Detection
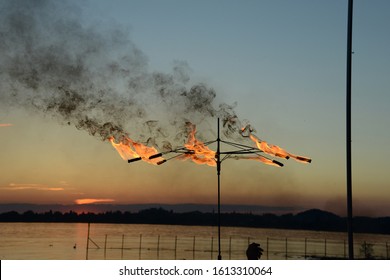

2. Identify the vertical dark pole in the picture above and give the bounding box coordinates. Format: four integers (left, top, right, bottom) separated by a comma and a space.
193, 236, 196, 260
174, 236, 177, 260
304, 238, 307, 260
266, 237, 269, 260
157, 235, 160, 260
285, 238, 288, 260
139, 234, 142, 260
104, 234, 107, 260
346, 0, 354, 260
121, 234, 124, 260
324, 239, 327, 258
229, 236, 232, 260
216, 118, 222, 260
344, 239, 346, 259
86, 222, 90, 260
211, 236, 214, 259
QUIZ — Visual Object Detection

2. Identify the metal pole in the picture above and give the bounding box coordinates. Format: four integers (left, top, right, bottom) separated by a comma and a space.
139, 234, 142, 260
217, 118, 222, 260
174, 236, 177, 260
86, 222, 90, 260
121, 234, 124, 260
229, 236, 232, 260
193, 236, 196, 260
266, 237, 269, 260
344, 239, 346, 259
346, 0, 354, 260
304, 238, 307, 259
211, 236, 214, 259
324, 239, 327, 258
285, 238, 288, 260
104, 234, 107, 260
157, 235, 160, 260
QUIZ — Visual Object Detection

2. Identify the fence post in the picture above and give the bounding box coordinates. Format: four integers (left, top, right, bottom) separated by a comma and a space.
304, 238, 307, 259
229, 236, 232, 260
86, 222, 90, 260
104, 234, 107, 260
285, 238, 288, 260
174, 236, 177, 260
344, 239, 347, 259
139, 234, 142, 260
386, 242, 389, 260
324, 239, 327, 258
193, 236, 196, 260
157, 235, 160, 260
211, 236, 214, 259
266, 237, 269, 260
121, 234, 124, 260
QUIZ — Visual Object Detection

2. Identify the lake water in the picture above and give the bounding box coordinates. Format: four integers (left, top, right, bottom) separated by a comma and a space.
1, 223, 389, 260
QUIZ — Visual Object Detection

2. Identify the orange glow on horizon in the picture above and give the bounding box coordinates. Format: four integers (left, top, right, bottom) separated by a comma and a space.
74, 198, 115, 205
0, 123, 13, 127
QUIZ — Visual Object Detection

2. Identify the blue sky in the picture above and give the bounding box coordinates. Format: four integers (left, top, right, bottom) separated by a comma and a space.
1, 0, 390, 216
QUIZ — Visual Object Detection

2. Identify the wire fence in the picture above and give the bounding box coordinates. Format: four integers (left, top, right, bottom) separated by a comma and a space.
86, 232, 390, 260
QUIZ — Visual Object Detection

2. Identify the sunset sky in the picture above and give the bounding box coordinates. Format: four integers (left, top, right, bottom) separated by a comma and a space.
1, 0, 390, 217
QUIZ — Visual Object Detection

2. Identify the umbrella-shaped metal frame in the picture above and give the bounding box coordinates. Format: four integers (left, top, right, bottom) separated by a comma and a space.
129, 118, 291, 260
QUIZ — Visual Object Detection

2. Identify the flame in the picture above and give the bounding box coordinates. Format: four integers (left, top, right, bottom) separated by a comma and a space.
180, 123, 216, 166
108, 123, 310, 168
248, 133, 311, 164
108, 136, 164, 165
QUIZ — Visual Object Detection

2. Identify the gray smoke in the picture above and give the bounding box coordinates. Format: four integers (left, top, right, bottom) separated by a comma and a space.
0, 0, 245, 150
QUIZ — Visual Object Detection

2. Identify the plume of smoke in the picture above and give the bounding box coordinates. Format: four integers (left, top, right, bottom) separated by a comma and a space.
0, 0, 245, 149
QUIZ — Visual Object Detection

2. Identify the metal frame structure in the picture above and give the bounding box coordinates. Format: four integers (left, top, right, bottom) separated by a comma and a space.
129, 118, 284, 260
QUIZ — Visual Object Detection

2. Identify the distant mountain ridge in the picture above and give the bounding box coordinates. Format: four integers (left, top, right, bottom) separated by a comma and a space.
0, 203, 304, 215
1, 205, 390, 235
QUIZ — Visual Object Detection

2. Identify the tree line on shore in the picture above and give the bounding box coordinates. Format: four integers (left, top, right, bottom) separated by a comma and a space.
1, 207, 389, 234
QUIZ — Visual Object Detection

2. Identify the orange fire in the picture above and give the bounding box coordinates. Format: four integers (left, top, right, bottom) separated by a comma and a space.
108, 122, 310, 168
180, 123, 216, 167
108, 136, 164, 165
247, 133, 311, 164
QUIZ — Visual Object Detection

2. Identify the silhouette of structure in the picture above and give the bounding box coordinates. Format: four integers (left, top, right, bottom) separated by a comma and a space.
129, 118, 310, 260
346, 0, 354, 259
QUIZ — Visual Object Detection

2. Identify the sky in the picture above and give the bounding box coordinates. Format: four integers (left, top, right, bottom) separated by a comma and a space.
1, 0, 390, 217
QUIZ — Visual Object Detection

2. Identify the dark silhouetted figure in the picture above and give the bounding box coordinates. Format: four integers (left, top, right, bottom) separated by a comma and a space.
246, 242, 264, 260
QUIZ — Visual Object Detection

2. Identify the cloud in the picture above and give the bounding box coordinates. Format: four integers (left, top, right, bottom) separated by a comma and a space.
0, 123, 13, 127
74, 198, 115, 205
4, 183, 64, 191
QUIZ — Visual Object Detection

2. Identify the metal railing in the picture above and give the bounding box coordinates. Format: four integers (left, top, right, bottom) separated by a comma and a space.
86, 232, 389, 260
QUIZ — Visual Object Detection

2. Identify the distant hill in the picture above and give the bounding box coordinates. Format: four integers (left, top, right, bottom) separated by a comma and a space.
0, 203, 304, 215
1, 206, 389, 235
